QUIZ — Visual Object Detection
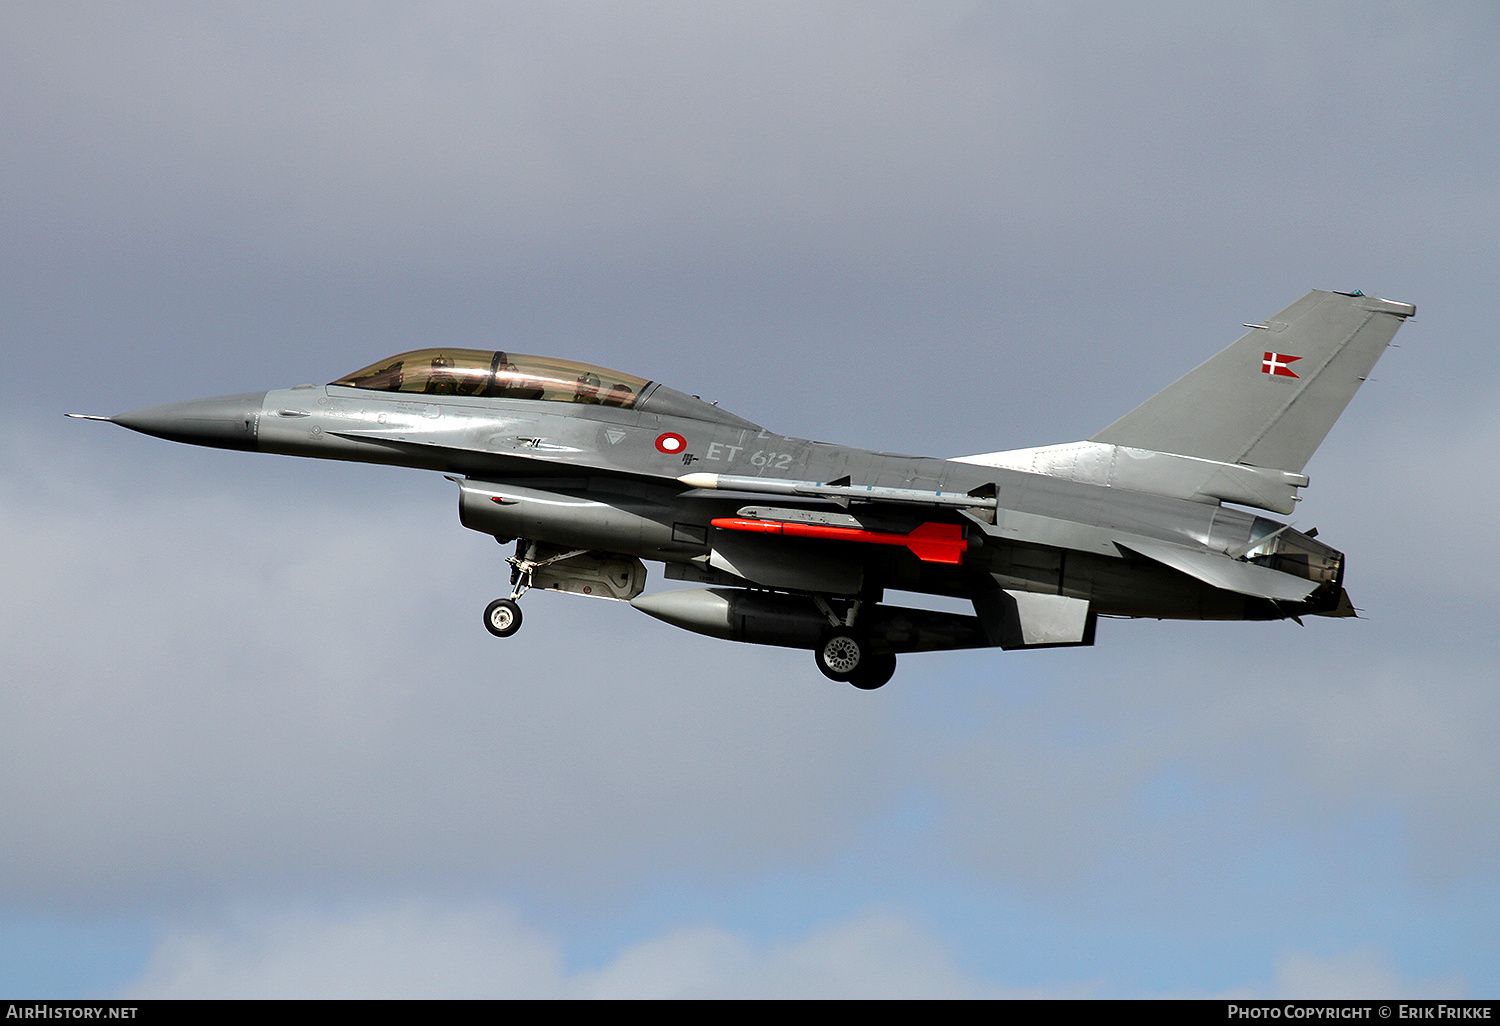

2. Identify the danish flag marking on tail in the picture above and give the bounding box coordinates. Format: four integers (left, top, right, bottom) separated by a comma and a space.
1262, 352, 1301, 378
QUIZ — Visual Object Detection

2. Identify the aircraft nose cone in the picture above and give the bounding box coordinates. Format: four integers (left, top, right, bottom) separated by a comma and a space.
111, 391, 268, 451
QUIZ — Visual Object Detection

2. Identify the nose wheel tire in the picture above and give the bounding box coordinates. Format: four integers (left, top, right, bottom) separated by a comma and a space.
483, 598, 523, 638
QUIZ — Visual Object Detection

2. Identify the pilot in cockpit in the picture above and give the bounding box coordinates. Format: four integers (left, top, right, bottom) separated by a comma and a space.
573, 372, 603, 404
426, 354, 458, 395
603, 383, 635, 407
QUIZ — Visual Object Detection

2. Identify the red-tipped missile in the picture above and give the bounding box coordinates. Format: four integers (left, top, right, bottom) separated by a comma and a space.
709, 517, 967, 565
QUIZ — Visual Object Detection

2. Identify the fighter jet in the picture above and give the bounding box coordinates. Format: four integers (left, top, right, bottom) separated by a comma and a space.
71, 289, 1413, 689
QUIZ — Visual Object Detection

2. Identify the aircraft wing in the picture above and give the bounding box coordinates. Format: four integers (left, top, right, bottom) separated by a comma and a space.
680, 472, 1321, 603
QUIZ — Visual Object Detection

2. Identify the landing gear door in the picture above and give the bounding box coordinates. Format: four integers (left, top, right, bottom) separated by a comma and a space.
533, 552, 648, 601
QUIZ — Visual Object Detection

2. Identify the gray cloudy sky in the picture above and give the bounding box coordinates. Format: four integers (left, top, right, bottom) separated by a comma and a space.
2, 1, 1498, 998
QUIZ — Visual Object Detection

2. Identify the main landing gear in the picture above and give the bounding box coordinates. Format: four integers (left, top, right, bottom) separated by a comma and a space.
811, 597, 897, 690
481, 540, 587, 639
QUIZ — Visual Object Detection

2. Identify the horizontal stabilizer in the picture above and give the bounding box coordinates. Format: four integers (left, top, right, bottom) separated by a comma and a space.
1117, 539, 1319, 603
952, 441, 1309, 513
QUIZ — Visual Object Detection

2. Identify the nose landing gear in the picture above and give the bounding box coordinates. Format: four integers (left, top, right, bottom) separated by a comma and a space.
480, 539, 587, 639
483, 597, 523, 637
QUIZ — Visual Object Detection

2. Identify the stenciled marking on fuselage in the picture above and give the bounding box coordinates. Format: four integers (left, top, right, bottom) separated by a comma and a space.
703, 443, 794, 469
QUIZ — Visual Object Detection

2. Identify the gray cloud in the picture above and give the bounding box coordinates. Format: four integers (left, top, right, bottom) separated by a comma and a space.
5, 2, 1493, 279
0, 427, 890, 905
928, 375, 1500, 888
4, 0, 1498, 997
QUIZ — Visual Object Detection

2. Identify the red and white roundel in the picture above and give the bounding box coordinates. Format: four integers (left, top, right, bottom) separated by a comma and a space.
655, 432, 687, 454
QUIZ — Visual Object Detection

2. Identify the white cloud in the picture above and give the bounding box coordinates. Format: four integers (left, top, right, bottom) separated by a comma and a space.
130, 901, 1464, 999
124, 902, 1007, 999
1199, 947, 1465, 1000
1269, 948, 1464, 1001
125, 903, 564, 999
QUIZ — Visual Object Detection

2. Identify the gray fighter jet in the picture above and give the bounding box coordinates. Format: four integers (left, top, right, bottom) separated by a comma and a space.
72, 289, 1413, 689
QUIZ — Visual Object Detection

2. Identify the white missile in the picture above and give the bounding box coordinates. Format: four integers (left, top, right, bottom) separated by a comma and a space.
676, 473, 997, 510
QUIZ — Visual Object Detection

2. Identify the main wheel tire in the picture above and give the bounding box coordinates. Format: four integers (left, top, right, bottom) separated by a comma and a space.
483, 598, 523, 638
847, 651, 896, 690
815, 630, 866, 682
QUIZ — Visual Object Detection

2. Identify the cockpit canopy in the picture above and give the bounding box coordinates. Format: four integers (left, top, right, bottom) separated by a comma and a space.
331, 349, 651, 409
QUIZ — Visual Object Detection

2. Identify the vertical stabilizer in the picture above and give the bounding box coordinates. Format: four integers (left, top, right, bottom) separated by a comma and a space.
1089, 290, 1414, 473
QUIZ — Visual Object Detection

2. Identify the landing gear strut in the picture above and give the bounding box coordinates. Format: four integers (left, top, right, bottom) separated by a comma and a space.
481, 539, 587, 639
